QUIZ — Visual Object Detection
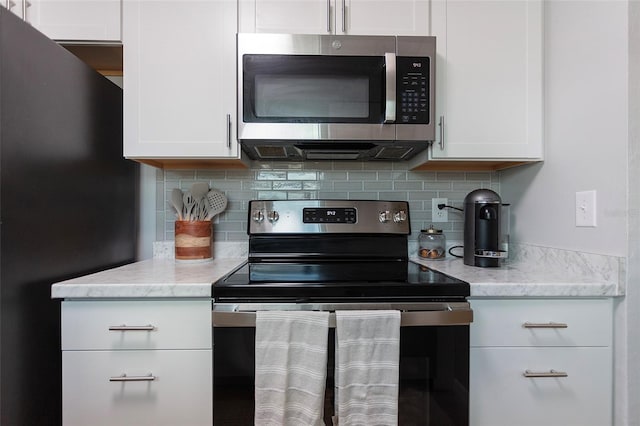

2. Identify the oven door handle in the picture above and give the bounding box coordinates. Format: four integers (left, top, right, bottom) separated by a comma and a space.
212, 308, 472, 328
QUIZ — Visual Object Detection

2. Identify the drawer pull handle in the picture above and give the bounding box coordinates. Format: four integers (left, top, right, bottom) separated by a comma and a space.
523, 369, 568, 378
108, 325, 156, 331
522, 322, 568, 329
109, 374, 157, 382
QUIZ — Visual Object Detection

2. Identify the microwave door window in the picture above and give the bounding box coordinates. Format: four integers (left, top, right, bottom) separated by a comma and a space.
243, 55, 385, 123
255, 75, 369, 120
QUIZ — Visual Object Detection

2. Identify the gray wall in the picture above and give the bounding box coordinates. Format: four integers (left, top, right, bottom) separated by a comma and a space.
501, 0, 629, 257
154, 162, 500, 245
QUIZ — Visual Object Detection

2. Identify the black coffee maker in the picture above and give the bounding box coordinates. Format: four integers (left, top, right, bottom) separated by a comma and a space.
463, 189, 508, 267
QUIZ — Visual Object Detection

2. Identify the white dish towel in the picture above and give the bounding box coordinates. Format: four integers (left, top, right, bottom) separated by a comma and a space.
334, 310, 401, 426
255, 311, 330, 426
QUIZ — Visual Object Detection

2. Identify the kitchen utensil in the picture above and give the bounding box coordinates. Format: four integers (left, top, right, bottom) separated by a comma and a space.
194, 198, 209, 221
190, 182, 209, 201
205, 190, 228, 220
182, 191, 196, 221
170, 188, 184, 220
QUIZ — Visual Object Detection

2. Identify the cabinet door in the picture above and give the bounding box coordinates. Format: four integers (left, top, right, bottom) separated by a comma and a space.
241, 0, 429, 35
470, 347, 612, 426
63, 350, 213, 426
123, 0, 240, 159
470, 298, 612, 347
242, 0, 332, 34
27, 0, 121, 41
62, 300, 212, 351
430, 0, 543, 160
2, 0, 24, 18
340, 0, 429, 35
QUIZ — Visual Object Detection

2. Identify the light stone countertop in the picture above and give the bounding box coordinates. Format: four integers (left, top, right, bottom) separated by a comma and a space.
51, 257, 246, 299
410, 256, 622, 298
51, 241, 625, 299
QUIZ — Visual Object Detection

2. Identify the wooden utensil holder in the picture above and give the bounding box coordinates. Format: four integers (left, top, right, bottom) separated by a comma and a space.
174, 220, 212, 260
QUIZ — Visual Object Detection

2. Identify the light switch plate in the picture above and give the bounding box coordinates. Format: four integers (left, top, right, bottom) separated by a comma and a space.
576, 190, 597, 227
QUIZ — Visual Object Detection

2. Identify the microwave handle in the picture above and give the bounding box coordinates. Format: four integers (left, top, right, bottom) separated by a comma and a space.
384, 52, 396, 123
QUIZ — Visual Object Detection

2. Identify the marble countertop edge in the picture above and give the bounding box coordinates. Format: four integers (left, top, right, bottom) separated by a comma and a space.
51, 241, 624, 299
51, 257, 246, 299
410, 256, 623, 297
50, 283, 214, 299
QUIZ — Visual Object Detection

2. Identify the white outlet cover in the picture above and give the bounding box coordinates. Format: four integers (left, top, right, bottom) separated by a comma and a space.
576, 190, 597, 227
432, 198, 448, 223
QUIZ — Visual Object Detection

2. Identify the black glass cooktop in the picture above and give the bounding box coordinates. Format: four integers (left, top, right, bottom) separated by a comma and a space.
212, 260, 469, 302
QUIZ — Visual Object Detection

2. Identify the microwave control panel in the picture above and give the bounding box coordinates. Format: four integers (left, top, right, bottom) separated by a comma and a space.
397, 57, 430, 124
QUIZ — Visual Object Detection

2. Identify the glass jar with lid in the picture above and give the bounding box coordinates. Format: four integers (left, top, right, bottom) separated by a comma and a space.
418, 225, 446, 259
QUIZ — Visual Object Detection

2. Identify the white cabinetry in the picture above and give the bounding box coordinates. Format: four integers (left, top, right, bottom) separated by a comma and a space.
3, 0, 121, 42
469, 298, 612, 426
123, 0, 245, 168
410, 0, 543, 171
61, 300, 213, 426
239, 0, 429, 36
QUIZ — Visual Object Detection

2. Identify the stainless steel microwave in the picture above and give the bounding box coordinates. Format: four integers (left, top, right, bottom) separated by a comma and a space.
237, 33, 436, 161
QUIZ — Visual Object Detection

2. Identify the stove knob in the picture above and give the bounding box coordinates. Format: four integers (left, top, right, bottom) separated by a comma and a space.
379, 210, 391, 223
394, 210, 408, 223
267, 210, 280, 223
252, 210, 264, 223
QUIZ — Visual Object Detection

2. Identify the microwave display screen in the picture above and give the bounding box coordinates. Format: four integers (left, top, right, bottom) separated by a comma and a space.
255, 75, 369, 119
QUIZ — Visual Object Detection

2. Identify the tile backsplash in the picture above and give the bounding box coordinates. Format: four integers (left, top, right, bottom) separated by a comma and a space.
157, 161, 500, 243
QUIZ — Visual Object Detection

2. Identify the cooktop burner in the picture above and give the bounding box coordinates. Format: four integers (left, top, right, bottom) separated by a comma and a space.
213, 260, 469, 302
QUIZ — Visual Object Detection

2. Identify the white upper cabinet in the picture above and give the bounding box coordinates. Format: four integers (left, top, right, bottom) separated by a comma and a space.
342, 0, 429, 36
244, 0, 331, 34
123, 0, 242, 163
424, 0, 543, 164
239, 0, 429, 36
2, 0, 22, 18
5, 0, 121, 42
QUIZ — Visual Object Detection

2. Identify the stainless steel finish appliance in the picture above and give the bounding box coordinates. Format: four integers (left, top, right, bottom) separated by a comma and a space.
237, 34, 436, 161
212, 199, 472, 425
463, 189, 508, 267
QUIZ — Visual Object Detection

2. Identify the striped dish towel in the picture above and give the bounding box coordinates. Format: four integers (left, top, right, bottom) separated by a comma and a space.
255, 311, 330, 426
334, 310, 401, 426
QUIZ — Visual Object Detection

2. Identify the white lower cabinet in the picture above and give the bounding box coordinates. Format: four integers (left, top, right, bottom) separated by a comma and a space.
61, 300, 213, 426
469, 298, 613, 426
63, 350, 212, 426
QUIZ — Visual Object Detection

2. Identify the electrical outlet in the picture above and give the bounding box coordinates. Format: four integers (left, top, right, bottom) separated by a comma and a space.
432, 198, 448, 222
576, 190, 597, 227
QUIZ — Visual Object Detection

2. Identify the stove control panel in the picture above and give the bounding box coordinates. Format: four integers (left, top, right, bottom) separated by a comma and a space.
249, 200, 410, 234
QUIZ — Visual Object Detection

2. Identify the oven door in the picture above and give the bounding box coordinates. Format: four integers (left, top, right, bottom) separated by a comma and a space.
212, 303, 471, 426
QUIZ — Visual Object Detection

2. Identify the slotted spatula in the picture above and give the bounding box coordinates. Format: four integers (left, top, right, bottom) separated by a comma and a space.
205, 189, 228, 220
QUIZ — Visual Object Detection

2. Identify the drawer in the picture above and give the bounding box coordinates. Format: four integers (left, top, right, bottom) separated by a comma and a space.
470, 298, 612, 347
470, 347, 612, 426
62, 300, 212, 350
62, 349, 212, 426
